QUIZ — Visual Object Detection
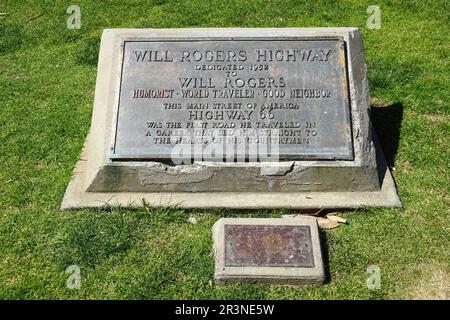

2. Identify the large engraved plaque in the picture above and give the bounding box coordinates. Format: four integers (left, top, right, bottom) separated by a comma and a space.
111, 38, 353, 160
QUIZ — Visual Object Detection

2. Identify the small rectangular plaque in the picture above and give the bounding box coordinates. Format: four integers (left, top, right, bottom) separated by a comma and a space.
213, 217, 325, 284
112, 37, 353, 161
224, 225, 314, 267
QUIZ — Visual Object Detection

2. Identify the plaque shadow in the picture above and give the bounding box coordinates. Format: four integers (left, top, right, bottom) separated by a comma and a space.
371, 102, 404, 168
318, 229, 331, 284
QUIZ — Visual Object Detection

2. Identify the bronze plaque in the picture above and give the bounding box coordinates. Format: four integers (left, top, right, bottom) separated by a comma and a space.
111, 38, 353, 161
224, 225, 314, 267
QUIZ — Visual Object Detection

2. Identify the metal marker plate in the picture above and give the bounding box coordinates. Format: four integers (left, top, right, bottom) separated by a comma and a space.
112, 38, 353, 161
224, 225, 314, 267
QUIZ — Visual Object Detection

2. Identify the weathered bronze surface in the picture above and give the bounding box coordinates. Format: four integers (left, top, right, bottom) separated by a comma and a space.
224, 225, 314, 267
112, 38, 353, 161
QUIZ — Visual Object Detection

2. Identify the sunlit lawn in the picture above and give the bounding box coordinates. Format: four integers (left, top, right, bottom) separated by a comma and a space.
0, 0, 448, 299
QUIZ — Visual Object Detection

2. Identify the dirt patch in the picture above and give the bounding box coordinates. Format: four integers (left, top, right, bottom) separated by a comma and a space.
406, 263, 449, 300
420, 113, 449, 125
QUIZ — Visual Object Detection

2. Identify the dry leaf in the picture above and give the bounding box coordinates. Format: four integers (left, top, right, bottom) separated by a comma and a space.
317, 217, 339, 229
327, 215, 347, 224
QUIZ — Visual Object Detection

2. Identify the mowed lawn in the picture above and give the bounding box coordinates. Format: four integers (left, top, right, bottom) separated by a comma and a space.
0, 0, 448, 299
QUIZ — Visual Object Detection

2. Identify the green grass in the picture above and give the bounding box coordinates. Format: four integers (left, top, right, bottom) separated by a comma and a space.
0, 0, 449, 299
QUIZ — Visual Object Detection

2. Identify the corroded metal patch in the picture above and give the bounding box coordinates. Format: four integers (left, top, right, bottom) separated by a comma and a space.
224, 225, 314, 267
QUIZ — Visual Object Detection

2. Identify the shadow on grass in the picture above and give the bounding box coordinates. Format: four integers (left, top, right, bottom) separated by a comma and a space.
371, 102, 404, 167
318, 229, 331, 284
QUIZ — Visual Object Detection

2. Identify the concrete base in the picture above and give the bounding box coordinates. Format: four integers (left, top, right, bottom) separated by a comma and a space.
212, 217, 325, 284
61, 138, 401, 210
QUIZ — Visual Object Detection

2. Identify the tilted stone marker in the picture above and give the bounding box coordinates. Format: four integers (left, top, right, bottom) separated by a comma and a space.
212, 217, 325, 283
62, 28, 401, 209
